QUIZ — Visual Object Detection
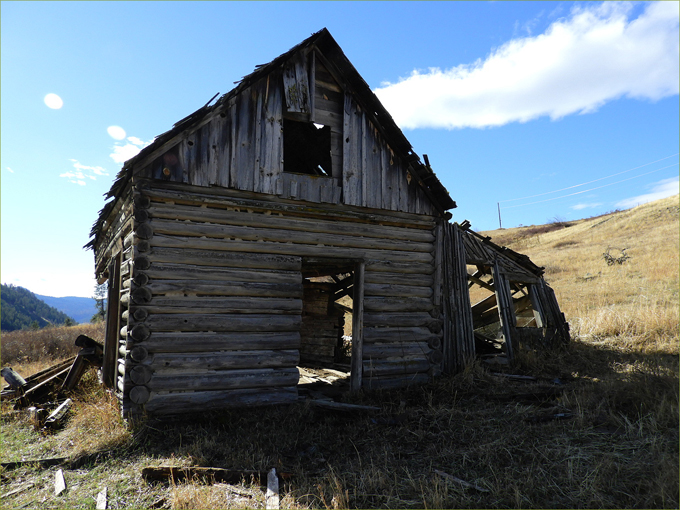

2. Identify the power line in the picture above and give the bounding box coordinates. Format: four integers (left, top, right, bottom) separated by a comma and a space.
502, 163, 678, 209
499, 153, 679, 203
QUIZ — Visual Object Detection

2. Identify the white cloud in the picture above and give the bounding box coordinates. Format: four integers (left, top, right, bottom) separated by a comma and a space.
44, 93, 63, 109
5, 167, 14, 173
107, 125, 127, 140
109, 136, 153, 165
60, 159, 109, 186
615, 177, 679, 208
571, 202, 603, 210
374, 1, 679, 129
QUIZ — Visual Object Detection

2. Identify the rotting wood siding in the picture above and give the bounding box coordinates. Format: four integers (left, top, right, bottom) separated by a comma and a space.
135, 48, 433, 216
112, 179, 442, 417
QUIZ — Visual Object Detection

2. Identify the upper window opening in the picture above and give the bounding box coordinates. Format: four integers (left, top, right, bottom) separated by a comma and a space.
283, 118, 332, 177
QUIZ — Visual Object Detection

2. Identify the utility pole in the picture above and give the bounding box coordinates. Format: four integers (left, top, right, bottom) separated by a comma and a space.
497, 202, 502, 229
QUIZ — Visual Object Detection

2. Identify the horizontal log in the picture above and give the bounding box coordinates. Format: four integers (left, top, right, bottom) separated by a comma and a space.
145, 350, 300, 372
364, 283, 432, 299
130, 385, 150, 404
147, 201, 435, 243
130, 346, 149, 362
140, 263, 301, 285
366, 260, 434, 275
127, 307, 150, 322
143, 386, 299, 414
138, 180, 436, 228
364, 271, 434, 287
363, 342, 432, 359
363, 327, 441, 346
130, 297, 302, 316
147, 368, 300, 392
149, 218, 433, 254
362, 373, 430, 390
362, 356, 430, 377
130, 364, 153, 385
149, 234, 433, 265
146, 280, 302, 299
363, 312, 441, 329
364, 297, 433, 313
142, 314, 301, 332
136, 332, 301, 353
144, 247, 301, 271
428, 349, 443, 364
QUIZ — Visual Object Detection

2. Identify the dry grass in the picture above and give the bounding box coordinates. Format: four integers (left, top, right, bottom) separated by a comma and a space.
1, 323, 106, 373
0, 198, 678, 509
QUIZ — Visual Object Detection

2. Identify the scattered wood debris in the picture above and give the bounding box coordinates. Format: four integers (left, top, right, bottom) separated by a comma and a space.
96, 487, 107, 510
0, 482, 35, 499
43, 398, 72, 429
1, 335, 103, 430
141, 466, 292, 486
434, 469, 489, 492
54, 469, 66, 496
265, 468, 280, 510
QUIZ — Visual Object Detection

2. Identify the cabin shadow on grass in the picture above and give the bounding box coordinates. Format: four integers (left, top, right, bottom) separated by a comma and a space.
63, 337, 675, 510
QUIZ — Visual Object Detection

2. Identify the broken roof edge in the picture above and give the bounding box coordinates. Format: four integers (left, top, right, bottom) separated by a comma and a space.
88, 28, 455, 250
457, 220, 545, 277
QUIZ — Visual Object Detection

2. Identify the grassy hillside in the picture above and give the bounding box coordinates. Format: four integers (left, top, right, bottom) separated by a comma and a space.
479, 194, 679, 355
0, 197, 677, 509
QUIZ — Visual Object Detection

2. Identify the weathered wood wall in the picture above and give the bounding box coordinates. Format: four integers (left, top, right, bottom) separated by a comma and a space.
106, 179, 443, 417
134, 48, 433, 216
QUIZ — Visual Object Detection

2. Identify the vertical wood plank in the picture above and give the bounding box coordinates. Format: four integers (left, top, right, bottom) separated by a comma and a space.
493, 261, 516, 361
229, 98, 239, 188
236, 90, 255, 191
253, 90, 264, 194
207, 117, 221, 186
102, 254, 122, 388
360, 111, 368, 208
309, 51, 316, 122
342, 95, 362, 206
433, 221, 443, 307
350, 261, 365, 391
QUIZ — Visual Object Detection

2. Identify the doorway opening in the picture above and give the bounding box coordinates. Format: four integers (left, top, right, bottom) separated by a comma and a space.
298, 258, 361, 397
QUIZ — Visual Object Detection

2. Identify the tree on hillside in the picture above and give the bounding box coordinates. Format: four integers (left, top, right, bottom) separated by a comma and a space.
0, 284, 76, 332
91, 282, 108, 323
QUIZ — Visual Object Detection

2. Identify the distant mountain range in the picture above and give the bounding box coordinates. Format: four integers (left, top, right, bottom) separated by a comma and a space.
1, 284, 78, 331
35, 294, 98, 324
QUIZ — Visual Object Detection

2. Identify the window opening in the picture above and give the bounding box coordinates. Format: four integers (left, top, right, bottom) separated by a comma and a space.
283, 118, 332, 176
467, 264, 546, 363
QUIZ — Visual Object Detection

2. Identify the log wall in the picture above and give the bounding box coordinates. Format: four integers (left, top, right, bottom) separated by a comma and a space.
108, 179, 442, 416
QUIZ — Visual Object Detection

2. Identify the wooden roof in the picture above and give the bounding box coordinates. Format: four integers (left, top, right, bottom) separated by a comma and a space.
88, 28, 455, 249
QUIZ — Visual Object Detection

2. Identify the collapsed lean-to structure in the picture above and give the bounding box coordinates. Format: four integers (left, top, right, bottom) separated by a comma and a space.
88, 29, 569, 419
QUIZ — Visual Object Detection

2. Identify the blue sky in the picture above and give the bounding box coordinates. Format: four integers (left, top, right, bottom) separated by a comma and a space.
2, 1, 678, 298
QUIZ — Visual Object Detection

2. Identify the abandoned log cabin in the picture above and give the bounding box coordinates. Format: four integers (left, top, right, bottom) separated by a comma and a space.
87, 29, 569, 418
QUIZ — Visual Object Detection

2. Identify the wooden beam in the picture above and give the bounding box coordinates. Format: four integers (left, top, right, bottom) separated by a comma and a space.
350, 261, 365, 392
